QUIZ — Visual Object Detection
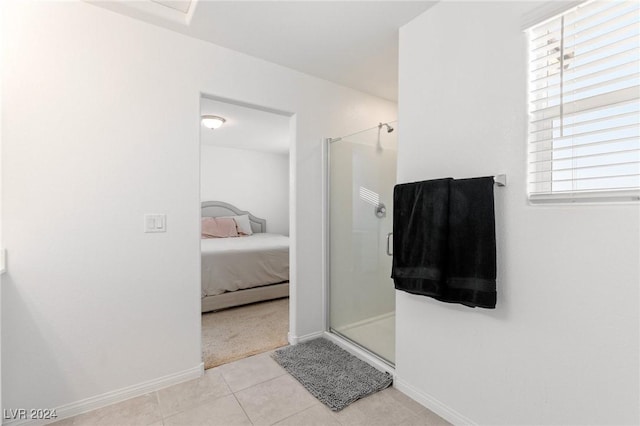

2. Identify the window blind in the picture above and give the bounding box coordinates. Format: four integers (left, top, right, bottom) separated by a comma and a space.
527, 0, 640, 202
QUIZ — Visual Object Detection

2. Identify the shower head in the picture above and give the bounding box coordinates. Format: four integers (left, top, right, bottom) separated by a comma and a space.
378, 122, 394, 133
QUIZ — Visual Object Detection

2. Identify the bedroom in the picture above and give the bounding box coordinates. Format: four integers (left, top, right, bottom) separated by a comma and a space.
199, 96, 292, 368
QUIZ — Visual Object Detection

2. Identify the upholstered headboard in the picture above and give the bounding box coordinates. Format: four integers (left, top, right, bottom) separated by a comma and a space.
201, 201, 266, 233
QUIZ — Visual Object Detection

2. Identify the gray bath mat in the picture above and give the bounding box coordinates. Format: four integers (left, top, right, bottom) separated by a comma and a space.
272, 338, 392, 411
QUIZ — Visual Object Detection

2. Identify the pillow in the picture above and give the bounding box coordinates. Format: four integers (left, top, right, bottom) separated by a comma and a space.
221, 214, 254, 235
201, 217, 239, 238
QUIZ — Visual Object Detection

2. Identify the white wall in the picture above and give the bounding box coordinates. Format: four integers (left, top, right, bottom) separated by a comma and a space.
0, 0, 3, 414
396, 2, 639, 425
201, 146, 289, 236
1, 0, 396, 415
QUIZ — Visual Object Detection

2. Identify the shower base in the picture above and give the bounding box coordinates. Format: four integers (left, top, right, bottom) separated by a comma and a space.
333, 312, 395, 364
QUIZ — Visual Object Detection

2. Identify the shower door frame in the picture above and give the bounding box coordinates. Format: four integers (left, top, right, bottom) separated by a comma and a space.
322, 136, 396, 371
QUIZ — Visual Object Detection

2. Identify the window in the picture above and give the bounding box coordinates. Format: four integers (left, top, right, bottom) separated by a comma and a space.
527, 0, 639, 202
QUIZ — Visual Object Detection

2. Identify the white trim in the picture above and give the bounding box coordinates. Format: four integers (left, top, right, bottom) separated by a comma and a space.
333, 311, 394, 334
321, 137, 329, 333
322, 331, 394, 376
184, 0, 198, 25
287, 114, 298, 346
0, 249, 6, 275
287, 330, 324, 345
393, 376, 477, 426
88, 0, 192, 26
529, 189, 640, 204
521, 0, 586, 30
2, 364, 204, 426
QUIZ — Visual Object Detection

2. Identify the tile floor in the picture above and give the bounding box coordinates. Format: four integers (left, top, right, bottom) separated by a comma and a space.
50, 351, 450, 426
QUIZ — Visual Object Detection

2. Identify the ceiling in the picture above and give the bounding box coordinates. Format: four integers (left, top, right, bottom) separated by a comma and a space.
89, 1, 436, 101
200, 97, 290, 154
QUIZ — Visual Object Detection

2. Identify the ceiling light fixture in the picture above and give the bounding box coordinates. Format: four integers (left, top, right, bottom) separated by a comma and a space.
201, 115, 226, 129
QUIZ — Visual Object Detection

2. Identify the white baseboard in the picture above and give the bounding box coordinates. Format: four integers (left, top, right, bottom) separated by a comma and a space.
3, 363, 204, 426
393, 376, 477, 426
287, 330, 324, 345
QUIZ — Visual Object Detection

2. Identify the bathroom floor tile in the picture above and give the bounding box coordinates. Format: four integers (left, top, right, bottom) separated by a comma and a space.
157, 369, 231, 417
163, 394, 251, 426
218, 352, 287, 392
234, 374, 318, 425
273, 404, 342, 426
68, 394, 161, 426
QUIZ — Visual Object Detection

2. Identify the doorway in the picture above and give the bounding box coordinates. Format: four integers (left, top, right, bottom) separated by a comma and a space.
199, 94, 295, 368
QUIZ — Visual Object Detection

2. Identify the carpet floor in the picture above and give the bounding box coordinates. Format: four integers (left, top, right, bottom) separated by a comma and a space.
202, 297, 289, 369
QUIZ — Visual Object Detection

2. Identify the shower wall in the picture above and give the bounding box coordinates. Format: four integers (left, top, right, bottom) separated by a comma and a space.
329, 128, 397, 333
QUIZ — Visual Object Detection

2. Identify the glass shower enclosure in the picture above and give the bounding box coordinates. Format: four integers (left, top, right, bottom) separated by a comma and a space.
327, 123, 397, 365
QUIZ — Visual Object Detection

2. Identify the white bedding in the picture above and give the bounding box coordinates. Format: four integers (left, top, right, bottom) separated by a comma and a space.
201, 233, 289, 297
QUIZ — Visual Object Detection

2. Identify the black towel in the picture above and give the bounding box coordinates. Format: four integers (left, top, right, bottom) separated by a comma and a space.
391, 176, 497, 309
445, 177, 496, 308
391, 178, 452, 298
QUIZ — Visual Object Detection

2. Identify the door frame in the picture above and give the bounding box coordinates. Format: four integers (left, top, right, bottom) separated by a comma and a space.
198, 93, 297, 363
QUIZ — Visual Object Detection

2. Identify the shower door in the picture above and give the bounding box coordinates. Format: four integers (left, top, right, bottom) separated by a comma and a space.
328, 125, 397, 365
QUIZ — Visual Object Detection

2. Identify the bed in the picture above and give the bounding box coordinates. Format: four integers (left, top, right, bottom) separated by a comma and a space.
201, 201, 289, 313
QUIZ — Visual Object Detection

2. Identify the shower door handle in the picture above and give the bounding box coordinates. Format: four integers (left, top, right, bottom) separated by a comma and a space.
386, 232, 393, 256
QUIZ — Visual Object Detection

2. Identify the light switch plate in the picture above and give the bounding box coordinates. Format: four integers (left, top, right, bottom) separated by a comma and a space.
144, 214, 166, 233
